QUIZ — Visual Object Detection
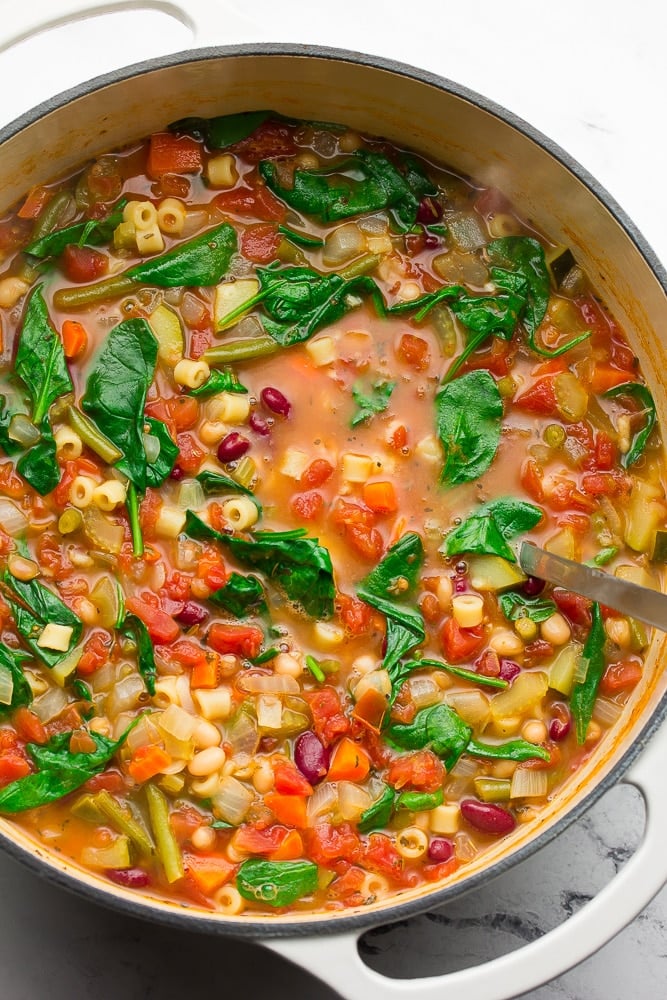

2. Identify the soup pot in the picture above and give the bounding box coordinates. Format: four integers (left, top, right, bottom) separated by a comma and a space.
0, 3, 666, 997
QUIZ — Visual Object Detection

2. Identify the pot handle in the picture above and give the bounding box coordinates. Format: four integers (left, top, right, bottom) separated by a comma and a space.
266, 723, 667, 1000
0, 0, 262, 54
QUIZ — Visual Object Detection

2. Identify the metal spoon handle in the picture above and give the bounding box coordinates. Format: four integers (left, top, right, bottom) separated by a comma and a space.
518, 542, 667, 631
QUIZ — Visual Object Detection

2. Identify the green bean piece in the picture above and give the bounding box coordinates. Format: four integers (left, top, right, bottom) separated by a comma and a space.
53, 275, 137, 311
339, 253, 382, 280
203, 335, 280, 366
94, 789, 155, 857
473, 777, 512, 802
126, 482, 144, 558
29, 190, 72, 243
58, 507, 84, 535
145, 783, 184, 883
66, 405, 123, 464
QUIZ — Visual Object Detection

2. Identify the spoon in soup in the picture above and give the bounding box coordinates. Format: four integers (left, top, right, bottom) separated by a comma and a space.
518, 542, 667, 631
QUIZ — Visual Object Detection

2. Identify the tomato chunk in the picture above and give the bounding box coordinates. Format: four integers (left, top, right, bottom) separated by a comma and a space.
387, 750, 445, 792
440, 618, 485, 663
207, 623, 263, 659
147, 133, 203, 178
62, 244, 108, 283
126, 596, 180, 644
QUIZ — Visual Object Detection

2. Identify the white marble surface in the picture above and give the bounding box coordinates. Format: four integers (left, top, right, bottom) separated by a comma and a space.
0, 1, 666, 997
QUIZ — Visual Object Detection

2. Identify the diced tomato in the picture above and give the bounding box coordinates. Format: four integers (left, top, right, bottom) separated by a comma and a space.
523, 638, 554, 667
231, 824, 288, 855
422, 858, 459, 881
515, 376, 557, 414
183, 852, 235, 894
126, 596, 180, 644
207, 623, 263, 659
389, 424, 408, 450
18, 185, 52, 219
593, 431, 616, 472
346, 523, 385, 561
306, 822, 361, 867
552, 589, 592, 628
0, 752, 31, 786
241, 222, 281, 263
305, 686, 351, 747
176, 433, 205, 474
547, 478, 598, 513
197, 546, 228, 591
397, 332, 430, 370
600, 659, 643, 694
290, 490, 324, 520
520, 740, 561, 771
581, 472, 627, 496
387, 750, 445, 792
233, 122, 298, 162
589, 364, 635, 394
0, 462, 26, 500
147, 133, 203, 178
300, 459, 335, 489
213, 181, 287, 222
361, 833, 413, 885
12, 708, 47, 745
440, 618, 485, 664
83, 768, 125, 794
331, 499, 375, 529
169, 805, 206, 843
328, 865, 366, 900
520, 458, 544, 503
273, 760, 314, 796
335, 593, 373, 636
575, 295, 621, 345
462, 336, 514, 378
62, 244, 108, 283
77, 631, 112, 677
169, 640, 206, 668
138, 488, 162, 542
165, 396, 199, 432
609, 336, 637, 373
163, 571, 192, 603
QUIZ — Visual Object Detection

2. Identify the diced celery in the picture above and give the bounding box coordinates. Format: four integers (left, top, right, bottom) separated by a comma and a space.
148, 304, 185, 367
51, 647, 83, 687
468, 555, 527, 593
90, 575, 122, 629
71, 794, 106, 823
94, 790, 155, 857
549, 642, 583, 696
81, 835, 132, 870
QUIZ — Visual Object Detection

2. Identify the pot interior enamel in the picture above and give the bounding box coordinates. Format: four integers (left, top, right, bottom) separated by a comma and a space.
0, 47, 666, 935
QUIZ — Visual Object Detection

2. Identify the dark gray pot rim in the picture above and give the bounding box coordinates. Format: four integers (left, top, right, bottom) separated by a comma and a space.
1, 41, 666, 941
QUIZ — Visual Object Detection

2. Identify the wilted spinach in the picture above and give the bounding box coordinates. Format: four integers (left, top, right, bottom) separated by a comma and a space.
605, 382, 656, 467
442, 497, 543, 562
351, 379, 395, 427
2, 570, 82, 668
435, 370, 503, 487
118, 613, 157, 696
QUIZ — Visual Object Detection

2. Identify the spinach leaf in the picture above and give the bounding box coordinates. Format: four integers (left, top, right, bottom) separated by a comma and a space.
358, 533, 426, 674
260, 150, 435, 231
487, 236, 589, 357
25, 200, 126, 259
15, 286, 73, 426
396, 788, 444, 811
604, 382, 656, 467
16, 432, 60, 495
0, 393, 28, 457
387, 703, 472, 771
126, 223, 237, 288
210, 572, 267, 618
397, 658, 508, 695
278, 224, 325, 248
169, 111, 275, 148
442, 497, 543, 562
81, 318, 158, 490
144, 417, 178, 488
358, 784, 396, 834
351, 379, 395, 427
118, 613, 156, 696
2, 570, 82, 668
466, 738, 549, 762
190, 367, 248, 398
0, 727, 130, 814
196, 469, 260, 509
498, 590, 557, 624
0, 644, 33, 715
236, 858, 319, 907
571, 602, 606, 744
184, 512, 335, 619
435, 370, 503, 487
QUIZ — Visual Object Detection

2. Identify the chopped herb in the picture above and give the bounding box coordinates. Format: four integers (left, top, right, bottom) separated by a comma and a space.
305, 655, 326, 683
350, 379, 395, 427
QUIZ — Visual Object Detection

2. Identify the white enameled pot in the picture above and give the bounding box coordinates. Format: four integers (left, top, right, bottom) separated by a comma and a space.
0, 3, 666, 998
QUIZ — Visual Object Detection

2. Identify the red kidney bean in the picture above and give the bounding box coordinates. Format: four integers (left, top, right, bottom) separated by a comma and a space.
423, 231, 440, 249
261, 386, 291, 417
169, 464, 184, 481
549, 703, 572, 741
175, 602, 209, 627
499, 658, 521, 682
294, 731, 330, 785
460, 798, 516, 835
428, 837, 454, 862
249, 412, 271, 436
217, 432, 250, 463
106, 867, 151, 888
453, 575, 468, 594
522, 575, 545, 596
416, 196, 443, 224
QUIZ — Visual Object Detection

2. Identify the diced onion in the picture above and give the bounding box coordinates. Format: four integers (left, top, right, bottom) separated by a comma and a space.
445, 690, 491, 728
0, 665, 14, 706
126, 715, 163, 753
454, 831, 479, 861
175, 673, 197, 714
307, 782, 338, 825
8, 413, 40, 447
177, 478, 206, 512
143, 432, 161, 465
90, 660, 118, 694
593, 696, 624, 726
449, 756, 480, 779
408, 675, 442, 709
337, 781, 371, 821
32, 685, 69, 723
175, 538, 201, 571
212, 776, 254, 825
225, 711, 259, 756
256, 695, 283, 730
158, 703, 198, 742
510, 768, 548, 799
0, 499, 28, 537
236, 672, 300, 695
105, 673, 145, 720
322, 223, 366, 266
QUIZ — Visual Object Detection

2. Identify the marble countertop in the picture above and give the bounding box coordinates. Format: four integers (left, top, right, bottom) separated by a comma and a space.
0, 1, 665, 997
